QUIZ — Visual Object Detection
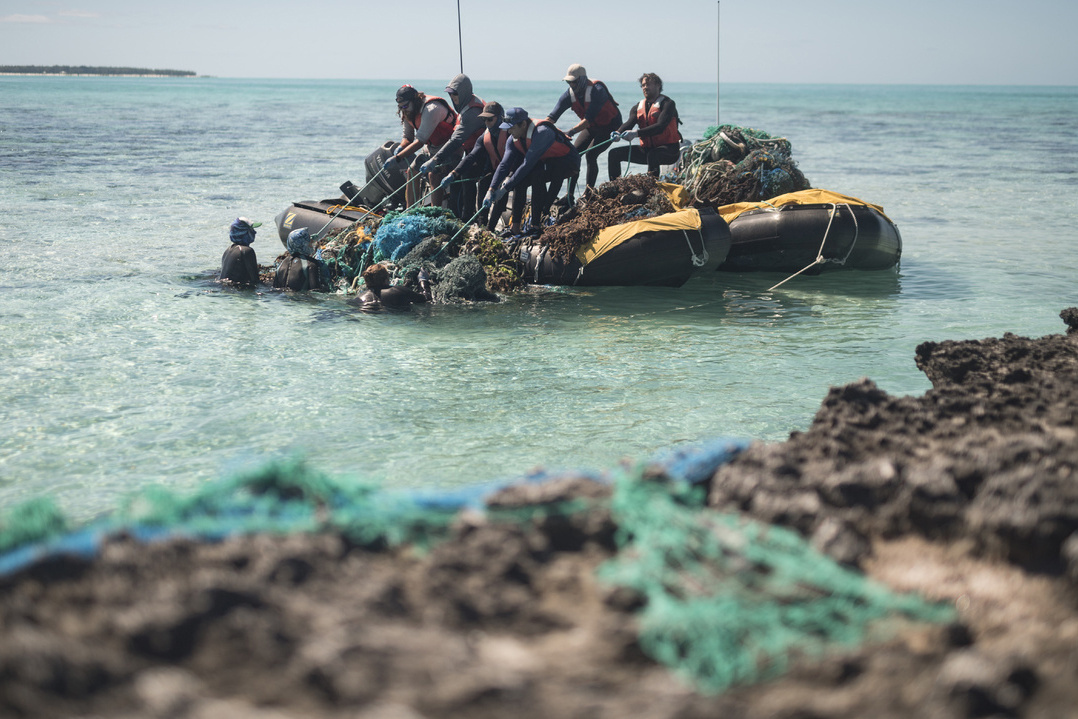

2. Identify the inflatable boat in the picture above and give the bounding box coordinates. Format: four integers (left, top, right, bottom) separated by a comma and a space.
517, 207, 731, 287
717, 189, 902, 273
274, 141, 407, 246
274, 200, 375, 245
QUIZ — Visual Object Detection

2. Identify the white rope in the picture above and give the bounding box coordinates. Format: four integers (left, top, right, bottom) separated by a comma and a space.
767, 203, 850, 292
681, 229, 709, 267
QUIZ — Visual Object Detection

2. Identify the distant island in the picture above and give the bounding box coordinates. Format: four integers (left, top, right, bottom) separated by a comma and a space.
0, 65, 196, 77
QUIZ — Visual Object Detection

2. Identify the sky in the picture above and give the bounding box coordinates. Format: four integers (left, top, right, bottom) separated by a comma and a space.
1, 0, 1076, 86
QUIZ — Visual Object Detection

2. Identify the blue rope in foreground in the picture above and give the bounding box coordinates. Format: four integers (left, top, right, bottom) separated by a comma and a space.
0, 438, 749, 577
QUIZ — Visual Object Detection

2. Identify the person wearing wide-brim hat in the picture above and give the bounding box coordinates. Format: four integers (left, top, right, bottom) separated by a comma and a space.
483, 107, 580, 236
440, 101, 511, 230
545, 63, 622, 200
220, 217, 261, 287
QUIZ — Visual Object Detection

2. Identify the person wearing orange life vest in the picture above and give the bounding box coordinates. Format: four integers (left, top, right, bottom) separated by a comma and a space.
390, 84, 458, 207
609, 73, 683, 179
546, 64, 622, 200
484, 107, 581, 236
423, 74, 486, 220
441, 102, 511, 231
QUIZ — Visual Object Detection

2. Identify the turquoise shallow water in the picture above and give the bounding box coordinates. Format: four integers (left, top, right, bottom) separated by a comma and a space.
2, 77, 1076, 519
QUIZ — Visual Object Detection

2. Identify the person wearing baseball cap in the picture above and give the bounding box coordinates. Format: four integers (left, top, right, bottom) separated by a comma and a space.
440, 101, 512, 230
482, 107, 580, 236
545, 64, 622, 200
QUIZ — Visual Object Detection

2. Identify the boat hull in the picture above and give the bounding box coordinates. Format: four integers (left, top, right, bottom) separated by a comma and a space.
721, 202, 901, 273
274, 200, 372, 246
518, 207, 731, 287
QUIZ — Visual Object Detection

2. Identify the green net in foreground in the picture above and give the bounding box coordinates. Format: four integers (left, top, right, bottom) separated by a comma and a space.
1, 448, 955, 695
598, 472, 955, 693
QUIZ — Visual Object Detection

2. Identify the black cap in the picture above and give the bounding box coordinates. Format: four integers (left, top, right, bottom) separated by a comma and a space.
396, 84, 419, 104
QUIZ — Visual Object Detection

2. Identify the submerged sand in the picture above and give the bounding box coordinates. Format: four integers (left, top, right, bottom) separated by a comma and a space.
3, 310, 1077, 719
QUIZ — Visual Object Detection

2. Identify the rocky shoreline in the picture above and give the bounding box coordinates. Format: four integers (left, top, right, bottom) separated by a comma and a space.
2, 311, 1077, 719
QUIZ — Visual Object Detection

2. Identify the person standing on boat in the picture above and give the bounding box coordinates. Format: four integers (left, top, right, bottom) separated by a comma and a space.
546, 64, 622, 200
390, 85, 458, 208
441, 101, 511, 231
483, 107, 580, 236
423, 74, 485, 221
220, 217, 261, 287
609, 73, 682, 179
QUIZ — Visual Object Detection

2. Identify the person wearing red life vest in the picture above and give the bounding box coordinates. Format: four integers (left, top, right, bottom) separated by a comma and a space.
546, 64, 622, 201
424, 74, 486, 220
609, 73, 683, 179
441, 102, 511, 230
483, 107, 581, 236
390, 84, 459, 207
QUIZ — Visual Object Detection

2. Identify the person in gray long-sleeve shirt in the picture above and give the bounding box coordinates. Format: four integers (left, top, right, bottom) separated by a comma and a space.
424, 74, 485, 219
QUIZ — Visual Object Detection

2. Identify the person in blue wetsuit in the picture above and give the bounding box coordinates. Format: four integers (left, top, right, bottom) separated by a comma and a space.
483, 107, 581, 236
546, 64, 622, 200
220, 217, 261, 287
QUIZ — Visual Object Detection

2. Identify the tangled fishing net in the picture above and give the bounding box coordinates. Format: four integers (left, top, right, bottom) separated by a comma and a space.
457, 225, 526, 293
672, 125, 811, 207
285, 206, 510, 301
598, 471, 954, 692
0, 439, 954, 694
372, 207, 461, 263
539, 175, 677, 262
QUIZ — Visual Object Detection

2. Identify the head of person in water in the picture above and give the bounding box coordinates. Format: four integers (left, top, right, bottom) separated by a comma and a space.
361, 263, 391, 292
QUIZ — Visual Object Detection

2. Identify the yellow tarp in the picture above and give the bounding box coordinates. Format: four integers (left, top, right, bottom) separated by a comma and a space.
716, 189, 888, 224
658, 182, 692, 210
575, 207, 702, 266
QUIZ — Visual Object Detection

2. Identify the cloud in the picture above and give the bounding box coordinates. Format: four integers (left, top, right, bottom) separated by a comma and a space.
0, 14, 51, 23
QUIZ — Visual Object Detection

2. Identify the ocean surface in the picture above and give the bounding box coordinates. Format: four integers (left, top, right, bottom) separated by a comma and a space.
2, 77, 1076, 521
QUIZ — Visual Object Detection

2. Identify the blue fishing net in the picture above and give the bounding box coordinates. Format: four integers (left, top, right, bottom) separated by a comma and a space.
0, 436, 954, 694
372, 208, 462, 263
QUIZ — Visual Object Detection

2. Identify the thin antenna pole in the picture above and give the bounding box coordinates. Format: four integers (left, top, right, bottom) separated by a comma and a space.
716, 1, 721, 125
457, 0, 464, 73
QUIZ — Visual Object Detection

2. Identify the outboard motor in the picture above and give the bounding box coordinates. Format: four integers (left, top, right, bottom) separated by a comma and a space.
362, 140, 408, 208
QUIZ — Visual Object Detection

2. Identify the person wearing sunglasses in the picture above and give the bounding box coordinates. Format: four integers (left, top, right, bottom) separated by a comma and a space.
391, 84, 458, 207
483, 107, 580, 237
545, 64, 622, 202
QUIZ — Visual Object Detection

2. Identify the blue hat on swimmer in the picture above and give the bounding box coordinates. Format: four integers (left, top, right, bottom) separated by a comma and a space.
229, 217, 261, 246
499, 107, 528, 130
287, 227, 315, 258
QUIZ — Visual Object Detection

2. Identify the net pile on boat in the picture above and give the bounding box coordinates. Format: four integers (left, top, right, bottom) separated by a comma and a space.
539, 175, 677, 262
672, 125, 812, 207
